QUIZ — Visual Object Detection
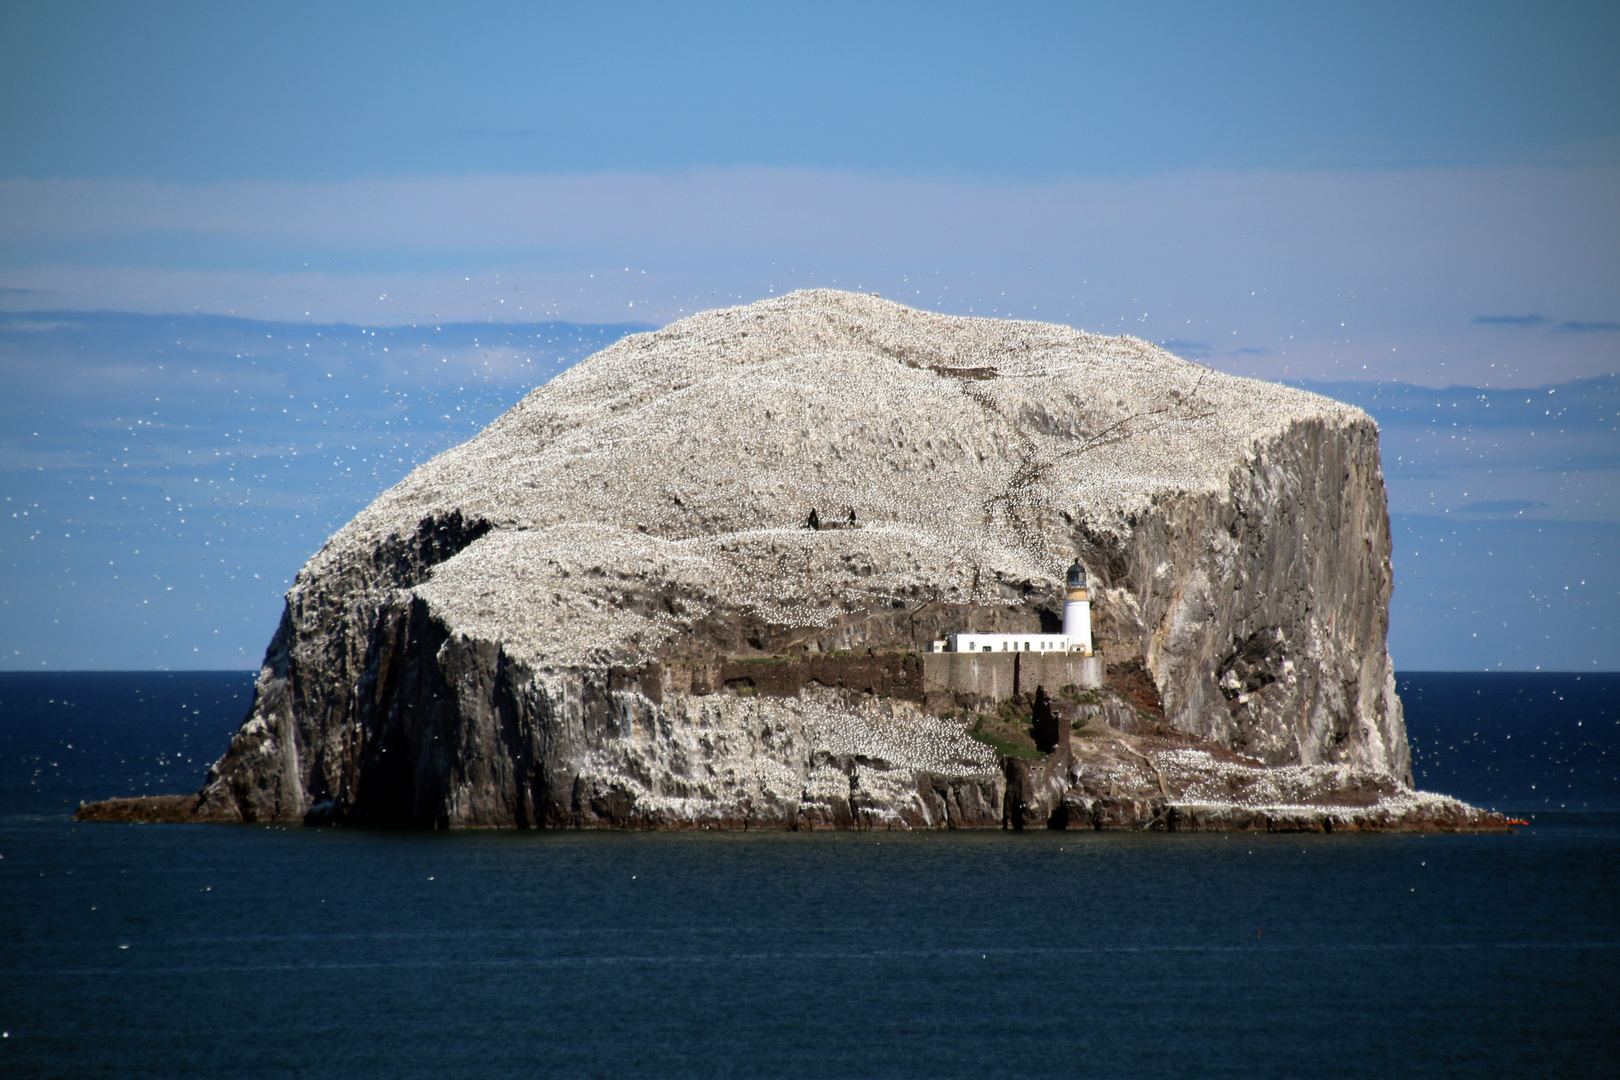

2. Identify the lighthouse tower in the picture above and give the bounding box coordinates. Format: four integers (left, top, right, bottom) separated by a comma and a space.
1062, 560, 1093, 655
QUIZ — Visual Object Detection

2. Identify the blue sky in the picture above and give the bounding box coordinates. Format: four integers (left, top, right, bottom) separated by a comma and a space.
4, 2, 1617, 178
1, 2, 1616, 670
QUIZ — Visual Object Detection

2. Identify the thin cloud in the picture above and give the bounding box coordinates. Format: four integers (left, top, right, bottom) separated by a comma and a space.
1457, 500, 1549, 515
2, 164, 1615, 386
0, 318, 81, 333
1555, 320, 1620, 332
1473, 314, 1551, 326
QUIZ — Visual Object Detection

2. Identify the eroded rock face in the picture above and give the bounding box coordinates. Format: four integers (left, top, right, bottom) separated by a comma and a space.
83, 290, 1425, 828
1078, 415, 1407, 775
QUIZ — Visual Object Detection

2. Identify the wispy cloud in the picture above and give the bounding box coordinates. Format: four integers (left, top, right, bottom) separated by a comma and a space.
2, 164, 1616, 386
1457, 500, 1549, 515
1473, 314, 1552, 326
1473, 314, 1620, 333
0, 318, 82, 333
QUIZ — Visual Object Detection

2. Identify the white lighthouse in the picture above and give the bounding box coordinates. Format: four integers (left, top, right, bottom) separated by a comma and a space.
931, 560, 1097, 655
1062, 560, 1093, 656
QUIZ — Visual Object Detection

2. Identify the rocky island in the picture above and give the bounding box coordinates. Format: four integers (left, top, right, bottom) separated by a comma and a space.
79, 290, 1506, 832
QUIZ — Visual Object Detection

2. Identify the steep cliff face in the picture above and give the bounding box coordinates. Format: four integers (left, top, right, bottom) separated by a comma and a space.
1078, 416, 1408, 779
93, 289, 1438, 829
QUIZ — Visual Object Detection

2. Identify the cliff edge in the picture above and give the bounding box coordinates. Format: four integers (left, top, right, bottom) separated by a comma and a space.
78, 290, 1504, 831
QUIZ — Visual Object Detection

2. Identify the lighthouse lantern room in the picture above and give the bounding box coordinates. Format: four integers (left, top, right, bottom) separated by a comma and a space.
1061, 560, 1093, 656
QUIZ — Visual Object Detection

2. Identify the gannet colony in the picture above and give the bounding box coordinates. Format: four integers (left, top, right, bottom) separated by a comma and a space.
80, 290, 1505, 832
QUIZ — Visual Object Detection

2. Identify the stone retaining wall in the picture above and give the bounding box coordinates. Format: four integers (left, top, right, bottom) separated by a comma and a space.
654, 650, 1104, 712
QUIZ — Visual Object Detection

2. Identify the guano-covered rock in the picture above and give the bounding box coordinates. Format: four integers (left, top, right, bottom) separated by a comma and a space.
78, 290, 1505, 832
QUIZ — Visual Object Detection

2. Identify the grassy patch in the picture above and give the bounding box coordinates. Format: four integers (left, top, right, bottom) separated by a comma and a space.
968, 727, 1046, 759
996, 699, 1036, 730
965, 703, 1046, 759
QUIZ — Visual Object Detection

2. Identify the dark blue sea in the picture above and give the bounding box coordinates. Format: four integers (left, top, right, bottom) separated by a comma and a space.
2, 672, 1616, 1079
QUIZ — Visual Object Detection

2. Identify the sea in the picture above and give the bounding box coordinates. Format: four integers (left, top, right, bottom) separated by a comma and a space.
1, 671, 1616, 1079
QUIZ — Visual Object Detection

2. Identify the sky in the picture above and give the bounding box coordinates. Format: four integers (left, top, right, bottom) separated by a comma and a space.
0, 1, 1616, 671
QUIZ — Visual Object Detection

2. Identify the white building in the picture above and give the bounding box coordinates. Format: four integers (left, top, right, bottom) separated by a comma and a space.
929, 561, 1094, 656
941, 632, 1078, 653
